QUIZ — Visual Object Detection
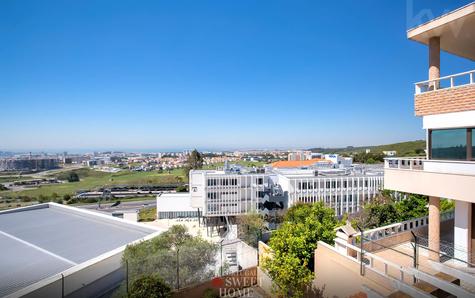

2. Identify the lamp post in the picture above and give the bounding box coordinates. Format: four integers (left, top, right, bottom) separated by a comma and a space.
176, 247, 180, 289
220, 239, 224, 276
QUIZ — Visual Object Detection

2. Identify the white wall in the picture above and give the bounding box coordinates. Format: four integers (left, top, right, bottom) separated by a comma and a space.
157, 193, 195, 212
236, 241, 258, 270
454, 200, 471, 264
423, 110, 475, 129
190, 171, 205, 209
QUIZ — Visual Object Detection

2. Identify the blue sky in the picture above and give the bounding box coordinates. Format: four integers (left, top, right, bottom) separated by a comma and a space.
1, 0, 474, 152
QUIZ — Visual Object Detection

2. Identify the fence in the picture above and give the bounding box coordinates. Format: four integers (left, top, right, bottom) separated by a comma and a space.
359, 210, 454, 243
414, 70, 475, 94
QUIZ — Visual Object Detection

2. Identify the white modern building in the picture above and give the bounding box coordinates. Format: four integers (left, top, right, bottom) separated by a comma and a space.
385, 2, 475, 264
156, 192, 200, 219
157, 159, 383, 225
275, 166, 383, 216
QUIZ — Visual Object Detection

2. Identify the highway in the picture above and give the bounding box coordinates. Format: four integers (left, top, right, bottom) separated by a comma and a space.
78, 199, 156, 213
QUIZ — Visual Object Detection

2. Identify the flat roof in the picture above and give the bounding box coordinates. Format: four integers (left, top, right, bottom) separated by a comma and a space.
271, 159, 331, 169
0, 203, 158, 297
407, 2, 475, 61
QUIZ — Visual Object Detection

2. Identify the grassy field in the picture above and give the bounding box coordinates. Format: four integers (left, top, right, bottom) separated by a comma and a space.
138, 206, 157, 222
309, 140, 426, 156
0, 168, 186, 199
0, 176, 34, 183
0, 200, 37, 210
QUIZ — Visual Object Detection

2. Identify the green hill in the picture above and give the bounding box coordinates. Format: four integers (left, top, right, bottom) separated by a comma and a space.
309, 140, 426, 157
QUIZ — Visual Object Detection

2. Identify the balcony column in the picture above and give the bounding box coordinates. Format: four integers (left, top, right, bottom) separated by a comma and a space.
428, 196, 440, 261
429, 36, 440, 89
454, 200, 472, 265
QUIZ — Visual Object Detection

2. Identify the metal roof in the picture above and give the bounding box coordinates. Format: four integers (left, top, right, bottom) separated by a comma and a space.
0, 203, 157, 297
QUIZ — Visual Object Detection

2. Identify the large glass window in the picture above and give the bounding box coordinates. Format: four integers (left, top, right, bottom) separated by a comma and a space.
431, 128, 467, 160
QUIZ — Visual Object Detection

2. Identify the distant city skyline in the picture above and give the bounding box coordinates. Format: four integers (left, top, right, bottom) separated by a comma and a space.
1, 0, 474, 151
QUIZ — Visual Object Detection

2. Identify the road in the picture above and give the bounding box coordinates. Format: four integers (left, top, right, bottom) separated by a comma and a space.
78, 199, 156, 213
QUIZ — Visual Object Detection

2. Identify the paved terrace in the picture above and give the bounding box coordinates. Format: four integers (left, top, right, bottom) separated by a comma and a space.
0, 203, 158, 297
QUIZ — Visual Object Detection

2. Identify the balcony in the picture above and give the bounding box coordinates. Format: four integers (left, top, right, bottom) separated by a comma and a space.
414, 70, 475, 116
384, 157, 475, 203
415, 70, 475, 94
314, 214, 475, 298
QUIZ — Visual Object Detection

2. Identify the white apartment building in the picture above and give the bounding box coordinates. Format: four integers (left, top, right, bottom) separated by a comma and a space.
276, 167, 383, 216
308, 5, 475, 298
385, 3, 475, 264
188, 164, 383, 219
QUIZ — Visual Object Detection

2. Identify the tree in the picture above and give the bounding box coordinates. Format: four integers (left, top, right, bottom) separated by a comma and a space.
352, 152, 385, 164
175, 185, 188, 192
129, 275, 171, 298
352, 194, 399, 229
263, 203, 338, 298
395, 194, 428, 221
67, 172, 80, 182
184, 149, 203, 178
122, 225, 218, 291
351, 192, 437, 230
237, 212, 266, 248
441, 199, 455, 212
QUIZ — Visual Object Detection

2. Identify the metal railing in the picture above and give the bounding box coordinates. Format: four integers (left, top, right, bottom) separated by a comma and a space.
359, 210, 454, 242
326, 226, 475, 297
415, 70, 475, 94
320, 240, 432, 297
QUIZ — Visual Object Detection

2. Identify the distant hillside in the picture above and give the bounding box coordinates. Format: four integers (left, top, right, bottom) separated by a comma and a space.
309, 140, 426, 157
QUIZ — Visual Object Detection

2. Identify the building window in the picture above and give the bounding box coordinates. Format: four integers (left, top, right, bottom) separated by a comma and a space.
471, 129, 475, 160
430, 128, 468, 160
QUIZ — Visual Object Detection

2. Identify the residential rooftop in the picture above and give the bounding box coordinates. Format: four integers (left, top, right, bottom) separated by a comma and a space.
0, 203, 159, 297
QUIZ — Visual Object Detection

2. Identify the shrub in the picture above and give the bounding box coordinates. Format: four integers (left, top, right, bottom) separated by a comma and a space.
129, 275, 171, 298
203, 288, 220, 298
67, 172, 80, 182
38, 194, 49, 203
263, 203, 338, 298
66, 198, 78, 205
175, 185, 187, 192
83, 198, 98, 203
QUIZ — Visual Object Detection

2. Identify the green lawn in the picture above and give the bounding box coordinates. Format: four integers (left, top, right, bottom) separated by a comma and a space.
0, 201, 37, 211
0, 168, 186, 199
0, 176, 34, 183
138, 206, 157, 222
